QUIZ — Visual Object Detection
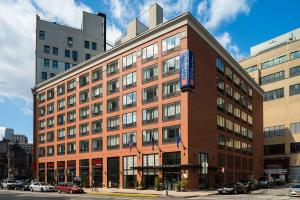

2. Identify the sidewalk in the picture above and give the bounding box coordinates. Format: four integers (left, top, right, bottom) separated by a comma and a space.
85, 188, 217, 198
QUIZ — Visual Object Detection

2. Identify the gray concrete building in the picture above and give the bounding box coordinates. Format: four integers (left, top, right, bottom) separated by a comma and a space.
12, 134, 28, 144
4, 128, 14, 141
35, 11, 106, 84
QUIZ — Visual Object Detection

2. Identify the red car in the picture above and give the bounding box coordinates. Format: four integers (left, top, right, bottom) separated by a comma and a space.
56, 183, 84, 194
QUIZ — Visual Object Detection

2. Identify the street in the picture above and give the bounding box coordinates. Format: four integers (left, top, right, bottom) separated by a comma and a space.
0, 186, 297, 200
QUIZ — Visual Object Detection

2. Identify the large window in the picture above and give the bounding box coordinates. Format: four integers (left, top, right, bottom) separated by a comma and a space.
107, 60, 119, 76
216, 77, 224, 90
162, 79, 180, 98
290, 83, 300, 96
107, 97, 119, 113
122, 132, 137, 148
163, 102, 180, 121
216, 57, 224, 72
142, 107, 158, 124
260, 71, 285, 85
107, 78, 119, 95
217, 115, 225, 128
79, 74, 89, 87
44, 45, 50, 54
79, 106, 89, 119
67, 95, 76, 107
67, 79, 76, 91
47, 131, 54, 142
92, 138, 103, 151
142, 85, 158, 103
123, 156, 137, 188
67, 126, 76, 138
290, 122, 300, 134
79, 90, 89, 103
79, 123, 89, 136
91, 102, 103, 116
52, 47, 58, 56
217, 97, 225, 111
57, 114, 65, 126
123, 53, 136, 69
264, 125, 285, 137
291, 50, 300, 60
67, 142, 76, 154
122, 112, 137, 128
289, 65, 300, 77
261, 55, 287, 69
142, 64, 158, 83
162, 125, 180, 144
123, 72, 136, 89
107, 135, 120, 150
162, 33, 180, 54
47, 146, 54, 156
57, 144, 65, 155
122, 92, 136, 108
79, 140, 89, 153
92, 67, 102, 82
264, 144, 285, 155
245, 65, 257, 73
92, 85, 103, 99
57, 98, 65, 110
162, 56, 179, 75
92, 120, 102, 134
47, 117, 54, 128
107, 116, 120, 131
290, 142, 300, 153
142, 43, 158, 61
142, 129, 158, 146
57, 84, 65, 95
263, 88, 284, 101
57, 129, 65, 140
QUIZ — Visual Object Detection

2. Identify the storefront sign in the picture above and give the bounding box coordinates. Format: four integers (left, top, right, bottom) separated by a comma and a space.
179, 50, 195, 90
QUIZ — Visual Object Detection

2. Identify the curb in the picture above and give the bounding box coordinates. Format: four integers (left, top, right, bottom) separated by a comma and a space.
87, 191, 159, 198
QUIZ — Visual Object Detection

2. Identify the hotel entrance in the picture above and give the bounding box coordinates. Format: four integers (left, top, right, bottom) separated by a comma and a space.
162, 152, 181, 190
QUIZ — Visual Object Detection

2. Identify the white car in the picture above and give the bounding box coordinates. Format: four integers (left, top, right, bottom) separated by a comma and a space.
289, 183, 300, 197
30, 182, 55, 192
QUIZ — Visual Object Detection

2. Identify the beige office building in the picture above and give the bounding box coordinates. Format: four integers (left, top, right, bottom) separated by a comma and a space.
239, 28, 300, 182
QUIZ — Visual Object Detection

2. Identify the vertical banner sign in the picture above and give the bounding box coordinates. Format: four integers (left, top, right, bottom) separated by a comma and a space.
179, 50, 195, 90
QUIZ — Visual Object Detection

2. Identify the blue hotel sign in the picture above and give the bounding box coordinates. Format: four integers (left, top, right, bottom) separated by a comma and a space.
179, 50, 195, 90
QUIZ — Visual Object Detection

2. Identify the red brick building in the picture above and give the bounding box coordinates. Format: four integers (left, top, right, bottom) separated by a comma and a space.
32, 10, 264, 190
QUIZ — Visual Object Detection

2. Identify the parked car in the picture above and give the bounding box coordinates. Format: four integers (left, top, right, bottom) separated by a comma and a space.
258, 176, 275, 188
30, 182, 55, 192
218, 182, 247, 194
274, 178, 285, 186
56, 182, 84, 194
289, 183, 300, 197
16, 180, 31, 191
240, 178, 259, 191
1, 179, 17, 190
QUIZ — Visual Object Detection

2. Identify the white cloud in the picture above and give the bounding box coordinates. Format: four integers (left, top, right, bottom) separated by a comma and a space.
106, 24, 123, 47
21, 106, 33, 116
197, 0, 253, 30
0, 126, 5, 141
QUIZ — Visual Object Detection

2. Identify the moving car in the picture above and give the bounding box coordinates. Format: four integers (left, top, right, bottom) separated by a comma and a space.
289, 184, 300, 197
56, 182, 84, 194
30, 182, 55, 192
258, 176, 274, 188
218, 182, 247, 194
0, 179, 16, 190
240, 178, 259, 191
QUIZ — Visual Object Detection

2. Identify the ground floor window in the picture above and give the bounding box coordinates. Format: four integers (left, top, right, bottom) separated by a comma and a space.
162, 152, 181, 190
199, 152, 209, 189
92, 158, 103, 187
67, 160, 76, 182
123, 156, 137, 188
38, 163, 45, 182
57, 161, 65, 183
79, 159, 90, 187
142, 154, 159, 188
47, 162, 55, 184
107, 157, 119, 188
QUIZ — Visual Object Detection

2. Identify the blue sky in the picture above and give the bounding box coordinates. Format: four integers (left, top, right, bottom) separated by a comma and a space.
0, 0, 300, 142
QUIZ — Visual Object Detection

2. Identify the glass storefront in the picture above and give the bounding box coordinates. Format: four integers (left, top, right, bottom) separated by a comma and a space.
142, 154, 159, 189
123, 156, 137, 188
38, 163, 45, 182
79, 159, 90, 187
67, 160, 76, 182
162, 152, 181, 190
107, 157, 119, 188
92, 158, 103, 187
57, 161, 65, 183
47, 162, 55, 184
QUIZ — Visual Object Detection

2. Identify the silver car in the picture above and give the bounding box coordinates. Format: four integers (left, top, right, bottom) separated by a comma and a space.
30, 182, 55, 192
289, 184, 300, 197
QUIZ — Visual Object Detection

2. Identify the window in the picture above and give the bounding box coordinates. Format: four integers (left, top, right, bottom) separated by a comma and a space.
57, 144, 65, 155
226, 67, 233, 79
47, 117, 54, 128
163, 102, 180, 121
92, 68, 102, 82
264, 144, 285, 155
260, 71, 285, 85
50, 73, 55, 78
107, 97, 119, 113
79, 74, 89, 87
162, 80, 180, 98
217, 134, 225, 148
57, 98, 65, 110
80, 140, 89, 153
47, 131, 54, 142
39, 30, 45, 40
57, 114, 65, 126
57, 84, 65, 95
92, 42, 97, 50
79, 90, 89, 103
85, 53, 91, 60
264, 125, 285, 137
91, 102, 103, 116
107, 78, 119, 95
67, 95, 76, 107
67, 126, 76, 138
290, 122, 300, 134
263, 88, 284, 101
57, 129, 65, 140
79, 123, 89, 136
142, 43, 158, 61
162, 56, 179, 75
107, 135, 120, 149
72, 51, 78, 61
122, 92, 136, 108
290, 83, 300, 96
226, 102, 233, 114
122, 73, 137, 90
65, 50, 70, 58
92, 138, 102, 151
233, 73, 240, 85
107, 116, 120, 131
67, 37, 73, 47
216, 77, 224, 90
162, 125, 180, 143
233, 90, 241, 102
44, 45, 50, 54
217, 97, 225, 111
67, 110, 76, 123
39, 147, 45, 157
142, 129, 158, 146
47, 103, 54, 114
290, 65, 300, 77
44, 58, 50, 67
245, 65, 257, 73
38, 93, 46, 102
79, 106, 89, 119
47, 146, 54, 156
225, 84, 233, 97
84, 40, 90, 49
162, 33, 180, 54
142, 107, 158, 124
261, 55, 287, 69
291, 50, 300, 60
234, 123, 241, 135
107, 60, 119, 76
67, 142, 76, 154
47, 89, 54, 99
290, 142, 300, 153
39, 106, 45, 116
122, 132, 137, 148
65, 63, 70, 70
92, 120, 102, 134
52, 47, 58, 56
226, 119, 233, 131
52, 60, 58, 69
123, 53, 136, 69
41, 72, 47, 80
67, 79, 76, 91
142, 64, 158, 83
39, 133, 45, 144
216, 57, 224, 72
92, 85, 103, 99
122, 112, 137, 128
217, 115, 225, 128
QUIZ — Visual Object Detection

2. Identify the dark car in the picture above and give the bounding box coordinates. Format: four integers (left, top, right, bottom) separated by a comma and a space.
258, 176, 275, 188
56, 182, 84, 194
218, 182, 247, 194
240, 178, 259, 191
